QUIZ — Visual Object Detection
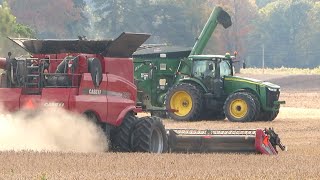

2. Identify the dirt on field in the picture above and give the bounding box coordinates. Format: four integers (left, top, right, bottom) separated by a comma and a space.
0, 74, 319, 180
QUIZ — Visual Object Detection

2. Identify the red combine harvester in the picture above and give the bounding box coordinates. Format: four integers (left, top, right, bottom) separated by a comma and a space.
0, 33, 286, 154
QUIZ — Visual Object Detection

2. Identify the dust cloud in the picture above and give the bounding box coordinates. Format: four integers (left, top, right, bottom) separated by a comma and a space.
0, 107, 108, 153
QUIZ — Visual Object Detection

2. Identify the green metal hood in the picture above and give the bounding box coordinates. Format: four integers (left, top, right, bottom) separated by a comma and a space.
225, 76, 281, 89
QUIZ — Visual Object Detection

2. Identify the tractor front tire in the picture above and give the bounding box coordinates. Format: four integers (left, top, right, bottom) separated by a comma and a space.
224, 92, 258, 122
111, 114, 140, 152
132, 116, 168, 153
260, 110, 279, 121
165, 83, 203, 121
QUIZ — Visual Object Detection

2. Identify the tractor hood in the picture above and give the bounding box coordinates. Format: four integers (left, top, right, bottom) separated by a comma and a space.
8, 32, 151, 58
225, 76, 280, 89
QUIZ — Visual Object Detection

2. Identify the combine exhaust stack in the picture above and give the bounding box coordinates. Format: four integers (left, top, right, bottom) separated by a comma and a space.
167, 128, 286, 155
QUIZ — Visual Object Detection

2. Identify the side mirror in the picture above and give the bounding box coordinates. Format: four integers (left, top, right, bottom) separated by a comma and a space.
87, 58, 102, 88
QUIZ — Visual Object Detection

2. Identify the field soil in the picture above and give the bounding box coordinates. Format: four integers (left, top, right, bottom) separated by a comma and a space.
0, 74, 320, 179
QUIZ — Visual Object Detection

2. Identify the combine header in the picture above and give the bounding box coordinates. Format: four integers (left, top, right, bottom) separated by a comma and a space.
168, 128, 286, 154
0, 31, 286, 155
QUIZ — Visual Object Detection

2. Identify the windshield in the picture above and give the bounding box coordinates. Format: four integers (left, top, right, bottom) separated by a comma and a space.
192, 60, 215, 78
220, 60, 232, 77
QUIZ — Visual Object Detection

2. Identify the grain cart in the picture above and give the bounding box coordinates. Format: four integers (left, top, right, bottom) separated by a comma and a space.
133, 6, 285, 122
0, 33, 285, 154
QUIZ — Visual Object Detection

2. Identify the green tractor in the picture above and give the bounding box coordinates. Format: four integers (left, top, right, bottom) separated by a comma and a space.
133, 6, 285, 122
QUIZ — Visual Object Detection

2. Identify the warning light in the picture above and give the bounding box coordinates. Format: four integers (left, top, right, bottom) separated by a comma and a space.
24, 99, 35, 109
263, 136, 269, 146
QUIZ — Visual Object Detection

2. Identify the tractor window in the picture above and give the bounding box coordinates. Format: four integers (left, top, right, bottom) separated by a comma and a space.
193, 60, 215, 79
220, 60, 232, 77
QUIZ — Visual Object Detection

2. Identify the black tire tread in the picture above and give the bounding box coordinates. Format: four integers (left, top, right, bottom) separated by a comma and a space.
249, 92, 261, 121
165, 83, 203, 121
132, 116, 168, 153
111, 114, 139, 152
223, 92, 257, 122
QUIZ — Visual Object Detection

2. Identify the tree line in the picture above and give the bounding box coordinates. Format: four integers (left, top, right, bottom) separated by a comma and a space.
0, 0, 319, 68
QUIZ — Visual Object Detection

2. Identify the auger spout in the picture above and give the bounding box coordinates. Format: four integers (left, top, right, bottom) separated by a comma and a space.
189, 6, 232, 56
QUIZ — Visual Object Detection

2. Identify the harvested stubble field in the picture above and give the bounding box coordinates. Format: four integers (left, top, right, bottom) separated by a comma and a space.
0, 72, 320, 180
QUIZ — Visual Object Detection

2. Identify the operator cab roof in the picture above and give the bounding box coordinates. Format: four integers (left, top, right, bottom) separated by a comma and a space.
8, 32, 150, 58
189, 54, 235, 60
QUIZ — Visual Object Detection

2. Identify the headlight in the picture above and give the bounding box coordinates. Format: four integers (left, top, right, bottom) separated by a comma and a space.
267, 87, 278, 92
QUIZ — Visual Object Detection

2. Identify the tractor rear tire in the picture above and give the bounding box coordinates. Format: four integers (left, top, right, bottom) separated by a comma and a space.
165, 83, 203, 121
132, 116, 168, 153
224, 92, 258, 122
111, 114, 140, 152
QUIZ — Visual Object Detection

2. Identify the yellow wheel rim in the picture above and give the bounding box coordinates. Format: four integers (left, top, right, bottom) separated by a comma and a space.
170, 91, 192, 117
229, 99, 248, 119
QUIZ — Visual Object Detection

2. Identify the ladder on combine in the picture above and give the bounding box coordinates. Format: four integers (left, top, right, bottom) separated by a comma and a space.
24, 59, 42, 94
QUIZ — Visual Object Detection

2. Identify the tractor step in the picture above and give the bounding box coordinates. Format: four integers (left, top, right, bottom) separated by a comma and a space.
167, 128, 286, 155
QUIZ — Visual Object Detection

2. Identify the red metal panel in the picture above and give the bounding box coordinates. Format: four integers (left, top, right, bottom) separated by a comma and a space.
255, 129, 278, 155
0, 57, 6, 70
74, 95, 108, 123
103, 57, 135, 84
0, 88, 21, 111
75, 73, 108, 122
106, 74, 137, 126
41, 88, 72, 109
20, 94, 41, 110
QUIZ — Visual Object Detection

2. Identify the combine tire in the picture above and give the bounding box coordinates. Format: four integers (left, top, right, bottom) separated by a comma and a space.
132, 116, 168, 153
165, 83, 203, 121
224, 92, 257, 122
111, 114, 140, 152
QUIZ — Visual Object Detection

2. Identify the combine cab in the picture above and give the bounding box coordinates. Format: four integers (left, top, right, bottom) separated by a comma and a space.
0, 32, 286, 155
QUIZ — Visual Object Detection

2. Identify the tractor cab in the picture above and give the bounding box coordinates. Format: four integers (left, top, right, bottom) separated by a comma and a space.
191, 55, 234, 79
188, 54, 234, 93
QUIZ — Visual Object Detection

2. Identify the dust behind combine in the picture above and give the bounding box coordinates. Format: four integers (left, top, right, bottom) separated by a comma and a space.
0, 107, 107, 152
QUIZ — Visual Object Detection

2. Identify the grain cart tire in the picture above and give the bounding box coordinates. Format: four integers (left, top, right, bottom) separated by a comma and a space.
87, 58, 103, 88
224, 92, 257, 122
132, 116, 168, 153
111, 114, 140, 152
165, 83, 203, 121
